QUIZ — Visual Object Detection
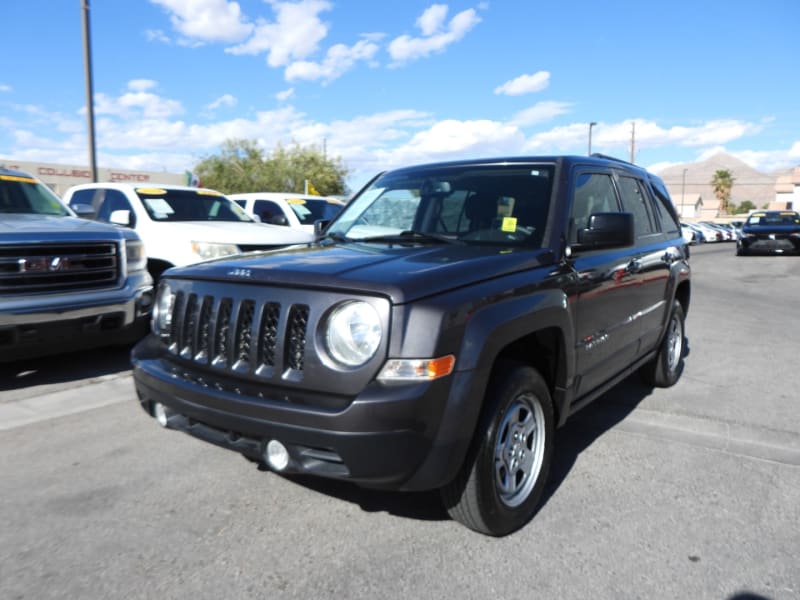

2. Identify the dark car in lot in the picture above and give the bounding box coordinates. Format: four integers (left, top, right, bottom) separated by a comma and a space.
132, 154, 691, 536
736, 210, 800, 255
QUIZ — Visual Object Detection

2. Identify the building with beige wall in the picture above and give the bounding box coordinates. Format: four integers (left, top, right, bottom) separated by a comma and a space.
0, 159, 185, 197
774, 167, 800, 210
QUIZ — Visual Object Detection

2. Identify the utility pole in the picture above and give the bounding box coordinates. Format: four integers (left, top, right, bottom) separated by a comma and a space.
681, 168, 688, 218
81, 0, 98, 182
629, 121, 635, 164
588, 122, 597, 155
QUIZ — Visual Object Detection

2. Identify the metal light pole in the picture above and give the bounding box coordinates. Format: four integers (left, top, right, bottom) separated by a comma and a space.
588, 122, 597, 155
81, 0, 98, 182
681, 168, 688, 218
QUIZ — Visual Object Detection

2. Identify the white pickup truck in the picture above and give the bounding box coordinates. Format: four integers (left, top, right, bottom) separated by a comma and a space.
63, 183, 314, 280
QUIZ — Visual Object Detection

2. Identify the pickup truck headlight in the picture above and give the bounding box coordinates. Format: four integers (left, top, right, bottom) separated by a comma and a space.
324, 301, 382, 367
152, 282, 175, 338
191, 241, 239, 260
125, 239, 147, 273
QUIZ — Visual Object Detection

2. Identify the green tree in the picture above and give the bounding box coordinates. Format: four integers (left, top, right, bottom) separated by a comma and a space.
193, 139, 349, 196
711, 169, 735, 215
733, 200, 755, 214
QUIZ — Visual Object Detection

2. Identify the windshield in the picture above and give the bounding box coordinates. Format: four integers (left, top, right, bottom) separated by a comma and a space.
328, 163, 554, 247
746, 212, 800, 226
287, 197, 344, 225
135, 187, 254, 222
0, 174, 71, 216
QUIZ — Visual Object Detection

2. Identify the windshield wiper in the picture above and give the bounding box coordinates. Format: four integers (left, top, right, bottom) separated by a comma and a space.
360, 230, 464, 245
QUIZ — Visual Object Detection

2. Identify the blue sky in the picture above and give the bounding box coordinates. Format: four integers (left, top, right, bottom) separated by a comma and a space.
1, 0, 798, 191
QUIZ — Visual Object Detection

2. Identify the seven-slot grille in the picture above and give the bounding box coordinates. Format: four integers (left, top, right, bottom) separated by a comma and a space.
0, 242, 119, 294
167, 290, 310, 378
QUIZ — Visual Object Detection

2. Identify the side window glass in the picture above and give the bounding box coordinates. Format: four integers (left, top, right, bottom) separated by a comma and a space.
68, 189, 99, 216
96, 189, 135, 226
253, 200, 283, 222
68, 189, 94, 207
569, 172, 618, 243
618, 176, 655, 238
650, 185, 680, 235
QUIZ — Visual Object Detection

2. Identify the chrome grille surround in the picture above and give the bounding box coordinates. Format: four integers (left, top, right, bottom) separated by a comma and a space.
157, 279, 391, 395
0, 242, 119, 294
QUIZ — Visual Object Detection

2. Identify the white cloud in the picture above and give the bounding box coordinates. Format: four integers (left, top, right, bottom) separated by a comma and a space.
128, 79, 158, 93
145, 29, 171, 44
276, 88, 295, 101
206, 94, 238, 111
285, 38, 380, 83
494, 71, 550, 96
521, 119, 767, 159
93, 81, 183, 119
225, 0, 331, 67
388, 6, 481, 65
417, 4, 449, 36
0, 84, 12, 93
150, 0, 253, 43
511, 101, 572, 127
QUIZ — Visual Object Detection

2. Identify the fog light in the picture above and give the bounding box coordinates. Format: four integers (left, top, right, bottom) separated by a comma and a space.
153, 402, 170, 427
265, 440, 289, 471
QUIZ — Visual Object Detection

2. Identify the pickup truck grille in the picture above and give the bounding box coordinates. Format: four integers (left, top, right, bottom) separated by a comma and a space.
0, 242, 119, 294
166, 291, 310, 377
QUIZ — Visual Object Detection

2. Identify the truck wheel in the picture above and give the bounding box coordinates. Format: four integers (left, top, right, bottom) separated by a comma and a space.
441, 362, 554, 536
640, 300, 686, 387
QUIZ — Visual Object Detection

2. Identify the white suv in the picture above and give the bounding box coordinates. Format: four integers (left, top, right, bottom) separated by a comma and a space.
63, 183, 313, 280
229, 192, 345, 234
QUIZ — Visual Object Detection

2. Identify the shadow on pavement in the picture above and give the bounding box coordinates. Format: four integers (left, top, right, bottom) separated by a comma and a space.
544, 376, 654, 503
0, 344, 136, 392
263, 375, 655, 526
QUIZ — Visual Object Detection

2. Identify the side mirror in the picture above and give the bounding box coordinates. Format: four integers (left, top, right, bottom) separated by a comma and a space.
576, 212, 634, 249
109, 209, 132, 227
268, 214, 289, 226
314, 219, 331, 237
71, 203, 95, 219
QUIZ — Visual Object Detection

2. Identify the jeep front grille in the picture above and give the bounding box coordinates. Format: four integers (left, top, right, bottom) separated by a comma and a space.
0, 242, 119, 294
166, 292, 310, 379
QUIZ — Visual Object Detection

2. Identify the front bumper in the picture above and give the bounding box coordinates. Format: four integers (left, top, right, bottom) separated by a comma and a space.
0, 271, 153, 361
739, 236, 800, 254
131, 336, 483, 491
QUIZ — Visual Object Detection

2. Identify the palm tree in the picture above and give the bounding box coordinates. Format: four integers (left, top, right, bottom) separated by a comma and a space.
711, 169, 735, 215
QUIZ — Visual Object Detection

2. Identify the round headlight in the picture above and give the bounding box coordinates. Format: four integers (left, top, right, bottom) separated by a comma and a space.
152, 282, 174, 337
325, 301, 382, 367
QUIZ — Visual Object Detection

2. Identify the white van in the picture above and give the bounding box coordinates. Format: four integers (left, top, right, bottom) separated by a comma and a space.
63, 183, 313, 280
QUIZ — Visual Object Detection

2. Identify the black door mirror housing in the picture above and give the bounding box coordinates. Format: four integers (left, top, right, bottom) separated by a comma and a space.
576, 212, 634, 249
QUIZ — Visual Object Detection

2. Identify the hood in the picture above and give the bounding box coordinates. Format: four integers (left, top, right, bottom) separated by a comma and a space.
150, 220, 314, 245
167, 241, 555, 304
0, 213, 127, 242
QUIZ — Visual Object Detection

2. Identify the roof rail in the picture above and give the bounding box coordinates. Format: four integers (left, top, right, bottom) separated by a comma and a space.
590, 153, 631, 165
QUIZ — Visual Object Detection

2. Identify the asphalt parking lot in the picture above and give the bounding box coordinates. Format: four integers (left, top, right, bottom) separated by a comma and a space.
1, 242, 798, 600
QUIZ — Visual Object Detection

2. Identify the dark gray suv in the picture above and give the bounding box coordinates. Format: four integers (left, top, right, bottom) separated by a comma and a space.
132, 154, 690, 536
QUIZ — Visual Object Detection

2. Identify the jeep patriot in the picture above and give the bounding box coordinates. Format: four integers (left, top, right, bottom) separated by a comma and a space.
132, 155, 691, 536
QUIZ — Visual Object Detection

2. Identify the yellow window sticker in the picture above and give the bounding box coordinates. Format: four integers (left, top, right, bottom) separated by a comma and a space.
287, 198, 307, 205
501, 216, 518, 232
197, 189, 222, 196
136, 187, 167, 196
0, 175, 36, 183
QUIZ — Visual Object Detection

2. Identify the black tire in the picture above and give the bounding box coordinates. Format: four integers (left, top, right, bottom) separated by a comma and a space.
440, 362, 554, 536
640, 300, 686, 387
